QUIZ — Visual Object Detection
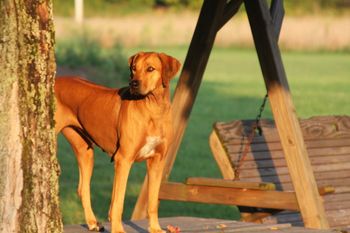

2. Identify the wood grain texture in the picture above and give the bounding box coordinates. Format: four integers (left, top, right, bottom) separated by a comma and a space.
218, 0, 243, 30
245, 0, 328, 228
211, 115, 350, 228
64, 217, 344, 233
186, 177, 276, 190
210, 130, 236, 179
159, 182, 299, 210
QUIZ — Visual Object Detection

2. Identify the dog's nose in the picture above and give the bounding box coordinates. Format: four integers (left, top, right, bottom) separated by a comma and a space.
129, 80, 139, 89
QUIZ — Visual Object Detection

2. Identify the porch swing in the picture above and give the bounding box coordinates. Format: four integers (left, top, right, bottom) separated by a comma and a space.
132, 0, 350, 231
210, 99, 350, 228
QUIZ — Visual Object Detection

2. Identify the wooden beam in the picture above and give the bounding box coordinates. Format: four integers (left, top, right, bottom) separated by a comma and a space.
159, 182, 300, 211
270, 0, 285, 39
185, 177, 276, 191
164, 0, 227, 182
209, 130, 236, 179
217, 0, 244, 30
244, 0, 329, 229
186, 177, 334, 195
132, 0, 227, 220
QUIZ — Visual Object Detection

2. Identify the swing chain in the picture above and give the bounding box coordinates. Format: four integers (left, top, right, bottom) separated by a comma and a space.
255, 93, 269, 136
234, 93, 269, 180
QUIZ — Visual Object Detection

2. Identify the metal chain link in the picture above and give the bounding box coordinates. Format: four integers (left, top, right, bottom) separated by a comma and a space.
255, 93, 269, 136
234, 94, 269, 180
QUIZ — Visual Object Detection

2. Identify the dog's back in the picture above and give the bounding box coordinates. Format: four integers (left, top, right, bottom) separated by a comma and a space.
54, 77, 121, 154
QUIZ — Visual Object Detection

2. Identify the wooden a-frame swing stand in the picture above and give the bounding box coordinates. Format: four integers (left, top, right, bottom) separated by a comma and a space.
132, 0, 330, 229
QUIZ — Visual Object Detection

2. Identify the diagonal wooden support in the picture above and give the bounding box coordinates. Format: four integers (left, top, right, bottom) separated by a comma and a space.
270, 0, 285, 39
218, 0, 243, 30
131, 0, 228, 220
244, 0, 329, 229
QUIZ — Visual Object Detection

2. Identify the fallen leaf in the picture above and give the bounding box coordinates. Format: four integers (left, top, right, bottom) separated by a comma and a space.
167, 225, 181, 233
216, 224, 227, 229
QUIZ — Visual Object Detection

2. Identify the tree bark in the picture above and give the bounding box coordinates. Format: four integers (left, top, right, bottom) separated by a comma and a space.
0, 0, 62, 232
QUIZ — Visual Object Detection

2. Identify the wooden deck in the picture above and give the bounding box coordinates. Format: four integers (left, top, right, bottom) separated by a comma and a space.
64, 217, 344, 233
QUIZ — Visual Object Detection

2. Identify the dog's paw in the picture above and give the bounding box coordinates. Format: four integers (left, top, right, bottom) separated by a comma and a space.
88, 222, 105, 232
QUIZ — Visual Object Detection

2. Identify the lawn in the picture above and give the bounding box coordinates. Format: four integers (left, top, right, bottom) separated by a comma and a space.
57, 46, 350, 225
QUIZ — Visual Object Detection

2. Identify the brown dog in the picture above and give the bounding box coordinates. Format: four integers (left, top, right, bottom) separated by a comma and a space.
54, 52, 181, 233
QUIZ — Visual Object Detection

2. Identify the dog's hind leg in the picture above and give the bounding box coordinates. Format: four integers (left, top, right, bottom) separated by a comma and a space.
62, 127, 104, 232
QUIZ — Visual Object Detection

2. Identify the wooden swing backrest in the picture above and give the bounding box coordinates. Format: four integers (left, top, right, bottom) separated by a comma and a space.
212, 115, 350, 228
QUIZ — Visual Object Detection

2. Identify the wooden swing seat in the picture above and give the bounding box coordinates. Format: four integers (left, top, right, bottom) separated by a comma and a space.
209, 115, 350, 229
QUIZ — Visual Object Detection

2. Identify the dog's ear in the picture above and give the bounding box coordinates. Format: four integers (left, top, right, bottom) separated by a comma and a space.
128, 52, 144, 68
158, 53, 181, 88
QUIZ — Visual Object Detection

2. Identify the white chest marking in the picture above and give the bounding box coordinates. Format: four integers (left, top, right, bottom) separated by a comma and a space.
137, 136, 162, 160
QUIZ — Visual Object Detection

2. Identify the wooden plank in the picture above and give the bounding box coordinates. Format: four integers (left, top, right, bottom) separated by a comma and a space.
263, 205, 350, 228
324, 193, 350, 202
159, 182, 300, 211
239, 162, 350, 178
210, 130, 236, 179
326, 209, 350, 227
185, 176, 332, 195
242, 176, 350, 192
227, 147, 350, 163
132, 0, 227, 220
215, 116, 350, 142
330, 186, 350, 193
244, 0, 328, 228
224, 223, 292, 232
271, 181, 341, 193
261, 209, 350, 230
240, 170, 350, 183
186, 177, 276, 190
325, 200, 350, 210
225, 140, 350, 153
238, 155, 350, 170
63, 216, 344, 233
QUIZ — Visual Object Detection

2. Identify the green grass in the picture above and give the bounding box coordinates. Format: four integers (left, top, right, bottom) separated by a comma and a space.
57, 46, 350, 225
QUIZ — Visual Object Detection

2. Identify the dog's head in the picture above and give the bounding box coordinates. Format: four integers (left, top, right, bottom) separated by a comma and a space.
128, 52, 181, 96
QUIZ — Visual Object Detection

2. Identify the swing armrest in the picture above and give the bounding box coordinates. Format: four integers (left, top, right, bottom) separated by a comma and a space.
186, 177, 276, 191
185, 177, 335, 195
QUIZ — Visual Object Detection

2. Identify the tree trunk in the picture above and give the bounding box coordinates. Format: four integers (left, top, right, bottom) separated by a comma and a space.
0, 1, 62, 232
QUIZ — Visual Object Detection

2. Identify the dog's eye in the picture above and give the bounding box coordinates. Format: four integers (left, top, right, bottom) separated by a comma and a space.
131, 65, 136, 71
147, 66, 155, 72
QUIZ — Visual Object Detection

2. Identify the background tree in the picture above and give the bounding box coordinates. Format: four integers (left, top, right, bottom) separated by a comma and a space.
0, 0, 62, 232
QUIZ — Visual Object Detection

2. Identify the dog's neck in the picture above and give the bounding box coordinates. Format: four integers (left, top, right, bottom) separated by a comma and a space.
118, 86, 171, 113
143, 86, 171, 116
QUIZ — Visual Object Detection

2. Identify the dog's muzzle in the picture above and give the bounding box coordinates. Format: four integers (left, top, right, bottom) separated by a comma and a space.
129, 80, 139, 89
129, 80, 141, 94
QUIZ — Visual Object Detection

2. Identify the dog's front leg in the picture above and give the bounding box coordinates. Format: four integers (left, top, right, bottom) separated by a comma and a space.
110, 154, 132, 233
146, 154, 166, 233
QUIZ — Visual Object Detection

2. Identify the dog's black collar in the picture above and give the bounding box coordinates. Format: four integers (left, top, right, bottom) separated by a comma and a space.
118, 87, 146, 101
